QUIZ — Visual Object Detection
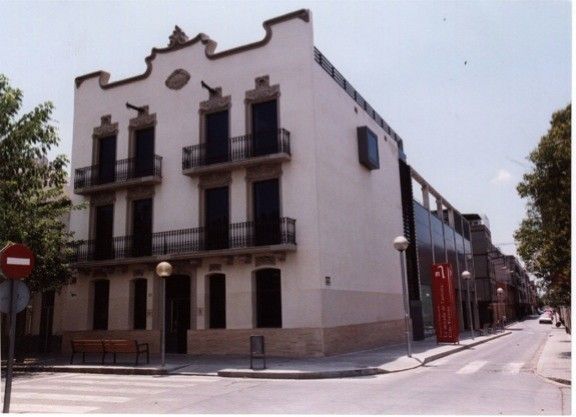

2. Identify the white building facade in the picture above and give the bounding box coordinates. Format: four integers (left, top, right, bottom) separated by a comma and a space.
59, 9, 407, 357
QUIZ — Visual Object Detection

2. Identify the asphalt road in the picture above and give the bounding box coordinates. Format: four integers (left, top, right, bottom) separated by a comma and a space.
2, 318, 570, 414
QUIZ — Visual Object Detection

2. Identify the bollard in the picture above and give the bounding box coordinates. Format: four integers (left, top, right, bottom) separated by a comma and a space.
249, 335, 266, 370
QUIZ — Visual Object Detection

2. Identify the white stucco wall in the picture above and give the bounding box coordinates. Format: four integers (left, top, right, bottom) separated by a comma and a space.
69, 13, 325, 329
68, 9, 407, 336
311, 64, 405, 327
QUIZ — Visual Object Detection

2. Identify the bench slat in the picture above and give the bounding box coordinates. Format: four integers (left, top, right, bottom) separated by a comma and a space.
104, 340, 138, 353
72, 340, 104, 353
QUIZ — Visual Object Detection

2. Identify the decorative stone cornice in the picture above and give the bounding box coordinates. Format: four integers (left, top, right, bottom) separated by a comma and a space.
90, 192, 115, 206
168, 25, 189, 49
75, 10, 310, 90
200, 87, 231, 113
129, 106, 156, 129
245, 76, 280, 103
92, 267, 115, 277
127, 186, 155, 200
246, 163, 282, 181
165, 69, 191, 90
236, 254, 252, 264
254, 252, 286, 267
169, 261, 190, 276
199, 171, 232, 188
93, 115, 118, 138
255, 255, 276, 267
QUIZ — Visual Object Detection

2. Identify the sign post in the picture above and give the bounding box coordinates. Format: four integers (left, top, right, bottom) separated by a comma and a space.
0, 243, 34, 414
431, 263, 459, 344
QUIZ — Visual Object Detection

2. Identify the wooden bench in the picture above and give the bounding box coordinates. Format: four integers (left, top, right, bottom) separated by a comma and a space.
70, 339, 105, 364
70, 339, 150, 365
103, 339, 150, 365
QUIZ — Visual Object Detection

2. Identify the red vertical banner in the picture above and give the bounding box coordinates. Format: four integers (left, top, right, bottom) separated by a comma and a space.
431, 263, 459, 343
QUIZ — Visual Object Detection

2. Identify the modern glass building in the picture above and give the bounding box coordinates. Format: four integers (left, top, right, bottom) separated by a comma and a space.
399, 162, 477, 340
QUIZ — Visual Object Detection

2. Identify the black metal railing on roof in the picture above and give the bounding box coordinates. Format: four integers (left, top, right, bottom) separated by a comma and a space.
182, 129, 291, 171
313, 47, 403, 148
74, 155, 162, 190
72, 217, 296, 262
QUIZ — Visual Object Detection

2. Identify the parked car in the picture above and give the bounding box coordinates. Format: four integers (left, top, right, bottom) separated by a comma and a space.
539, 313, 553, 324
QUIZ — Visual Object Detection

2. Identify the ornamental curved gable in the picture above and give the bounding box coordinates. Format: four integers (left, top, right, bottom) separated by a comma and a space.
75, 9, 310, 90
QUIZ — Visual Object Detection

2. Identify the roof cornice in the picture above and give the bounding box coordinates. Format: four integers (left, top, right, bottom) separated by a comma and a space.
75, 9, 310, 90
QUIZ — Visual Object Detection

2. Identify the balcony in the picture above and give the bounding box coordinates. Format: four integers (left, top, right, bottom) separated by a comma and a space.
72, 217, 296, 266
74, 156, 163, 194
182, 129, 291, 176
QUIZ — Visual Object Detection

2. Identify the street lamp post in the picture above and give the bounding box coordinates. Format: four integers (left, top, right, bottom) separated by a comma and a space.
461, 271, 474, 340
496, 287, 504, 331
393, 236, 412, 358
155, 261, 173, 368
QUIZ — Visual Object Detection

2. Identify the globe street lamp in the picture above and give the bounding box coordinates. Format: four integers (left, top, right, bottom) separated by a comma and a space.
496, 287, 504, 331
393, 236, 412, 358
156, 261, 173, 367
461, 271, 474, 340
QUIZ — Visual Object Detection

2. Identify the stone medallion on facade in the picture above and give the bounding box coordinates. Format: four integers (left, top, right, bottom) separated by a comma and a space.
165, 69, 191, 90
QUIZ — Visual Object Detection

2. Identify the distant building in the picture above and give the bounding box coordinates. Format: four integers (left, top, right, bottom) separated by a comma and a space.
463, 213, 532, 326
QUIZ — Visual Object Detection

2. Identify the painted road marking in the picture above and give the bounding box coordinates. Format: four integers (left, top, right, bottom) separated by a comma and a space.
503, 362, 524, 374
12, 392, 130, 403
6, 257, 31, 265
69, 374, 215, 384
9, 404, 99, 413
62, 377, 194, 389
456, 360, 488, 374
24, 384, 165, 395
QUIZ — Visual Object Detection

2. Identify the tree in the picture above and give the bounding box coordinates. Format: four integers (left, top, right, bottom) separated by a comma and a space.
0, 74, 75, 293
514, 104, 571, 307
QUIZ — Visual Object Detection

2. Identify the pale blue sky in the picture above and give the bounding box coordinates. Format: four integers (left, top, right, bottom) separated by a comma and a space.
1, 0, 571, 257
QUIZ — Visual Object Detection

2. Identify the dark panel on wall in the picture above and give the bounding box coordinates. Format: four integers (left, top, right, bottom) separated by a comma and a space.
414, 201, 435, 337
398, 160, 424, 341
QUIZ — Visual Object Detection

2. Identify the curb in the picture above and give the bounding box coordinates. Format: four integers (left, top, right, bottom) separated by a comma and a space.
4, 331, 512, 379
217, 332, 512, 380
218, 368, 384, 379
545, 377, 571, 386
9, 365, 170, 376
534, 328, 572, 387
422, 331, 511, 365
6, 362, 195, 376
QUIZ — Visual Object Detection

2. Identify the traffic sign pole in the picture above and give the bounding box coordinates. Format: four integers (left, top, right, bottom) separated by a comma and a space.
0, 243, 34, 414
3, 279, 18, 413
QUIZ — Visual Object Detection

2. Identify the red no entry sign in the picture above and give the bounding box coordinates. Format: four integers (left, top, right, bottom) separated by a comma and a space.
0, 244, 35, 279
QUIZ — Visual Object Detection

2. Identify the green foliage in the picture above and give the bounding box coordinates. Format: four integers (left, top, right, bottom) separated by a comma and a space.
514, 104, 571, 306
0, 74, 75, 293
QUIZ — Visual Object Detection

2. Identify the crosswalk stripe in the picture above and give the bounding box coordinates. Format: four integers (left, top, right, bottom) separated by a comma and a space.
20, 384, 164, 395
71, 375, 205, 388
52, 378, 187, 389
502, 362, 524, 374
72, 374, 200, 383
12, 391, 130, 403
9, 404, 99, 413
456, 360, 488, 374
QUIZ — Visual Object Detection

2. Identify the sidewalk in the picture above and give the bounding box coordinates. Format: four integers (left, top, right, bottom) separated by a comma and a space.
4, 330, 511, 379
536, 325, 571, 386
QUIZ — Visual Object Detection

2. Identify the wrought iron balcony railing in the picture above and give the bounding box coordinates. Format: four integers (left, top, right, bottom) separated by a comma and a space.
72, 217, 296, 263
74, 155, 163, 191
182, 129, 290, 171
